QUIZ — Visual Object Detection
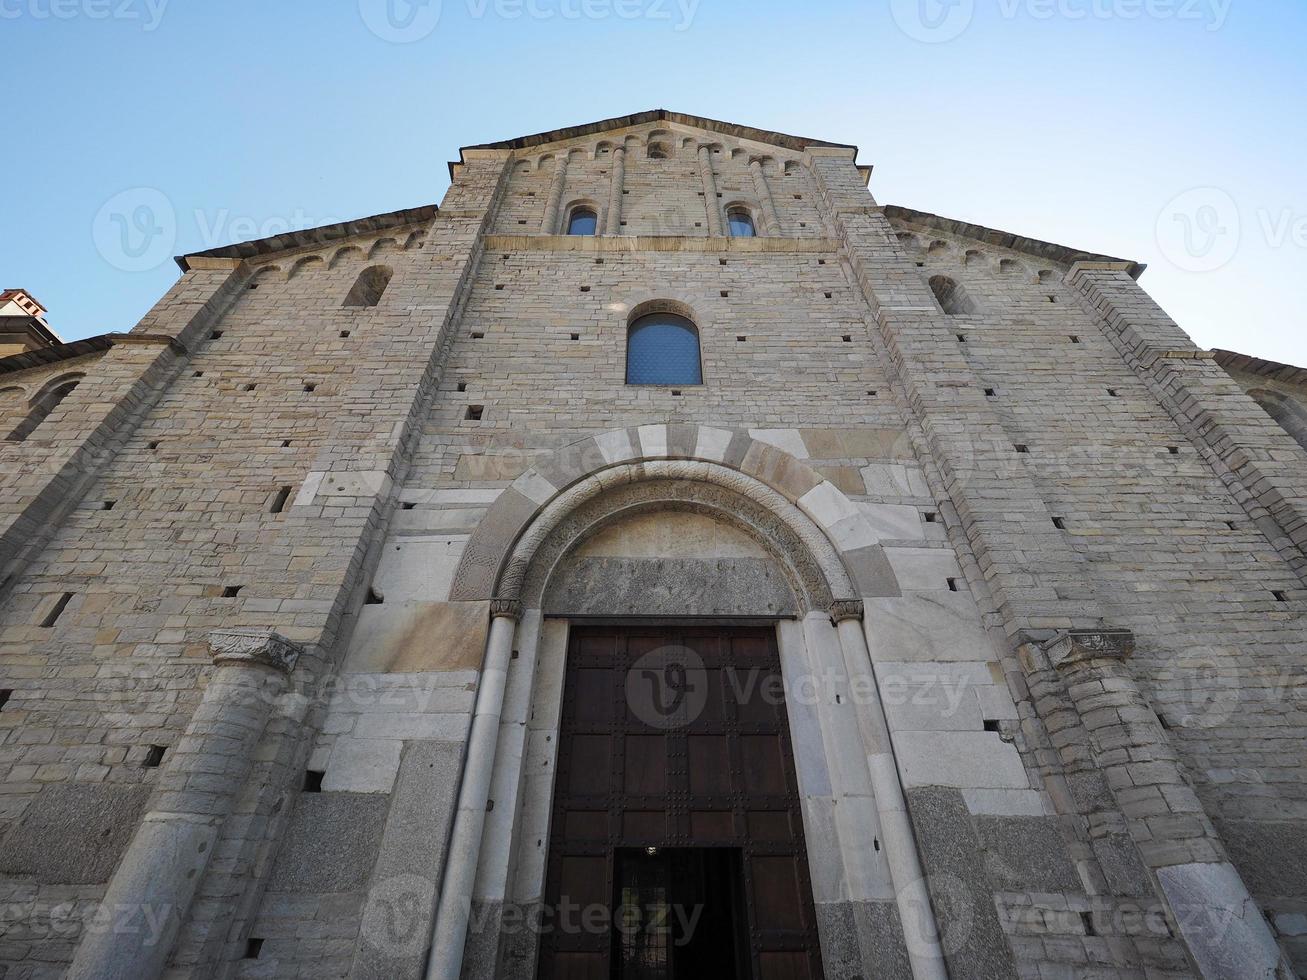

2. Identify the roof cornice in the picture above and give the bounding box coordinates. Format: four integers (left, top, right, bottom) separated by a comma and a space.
175, 204, 439, 269
884, 204, 1145, 278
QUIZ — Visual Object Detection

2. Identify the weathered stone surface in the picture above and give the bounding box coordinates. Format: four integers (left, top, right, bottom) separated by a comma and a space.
0, 784, 149, 884
266, 793, 390, 894
544, 556, 797, 617
975, 815, 1080, 891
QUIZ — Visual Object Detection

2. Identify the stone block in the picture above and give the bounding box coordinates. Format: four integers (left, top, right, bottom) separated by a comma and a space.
0, 783, 149, 884
975, 815, 1081, 891
324, 737, 404, 794
862, 595, 993, 663
750, 427, 810, 458
342, 600, 490, 674
882, 548, 962, 591
894, 731, 1029, 789
266, 793, 390, 893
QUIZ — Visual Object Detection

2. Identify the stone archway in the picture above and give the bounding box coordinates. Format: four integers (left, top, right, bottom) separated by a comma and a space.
426, 425, 948, 980
448, 424, 898, 609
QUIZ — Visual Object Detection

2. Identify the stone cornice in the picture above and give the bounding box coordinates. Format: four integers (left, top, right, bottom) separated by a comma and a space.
208, 629, 304, 675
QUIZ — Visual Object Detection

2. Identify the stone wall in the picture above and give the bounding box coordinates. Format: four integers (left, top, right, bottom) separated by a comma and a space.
0, 115, 1303, 978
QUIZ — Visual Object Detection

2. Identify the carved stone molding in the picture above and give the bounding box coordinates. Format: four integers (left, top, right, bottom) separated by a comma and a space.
207, 629, 303, 675
829, 599, 865, 625
490, 599, 523, 622
502, 459, 854, 609
1043, 628, 1135, 671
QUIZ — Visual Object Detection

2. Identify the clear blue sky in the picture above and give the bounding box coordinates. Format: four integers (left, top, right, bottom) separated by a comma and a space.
3, 0, 1304, 365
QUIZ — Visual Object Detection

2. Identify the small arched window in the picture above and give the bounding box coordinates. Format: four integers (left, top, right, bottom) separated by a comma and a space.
929, 276, 979, 316
343, 265, 393, 308
727, 208, 756, 238
566, 207, 598, 236
627, 313, 702, 386
7, 375, 83, 442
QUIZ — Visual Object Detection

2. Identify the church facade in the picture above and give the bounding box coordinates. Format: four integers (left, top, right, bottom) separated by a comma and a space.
0, 110, 1304, 980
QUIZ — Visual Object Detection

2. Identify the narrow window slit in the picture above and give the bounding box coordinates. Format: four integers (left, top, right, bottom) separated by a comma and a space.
142, 745, 167, 769
269, 487, 293, 514
946, 578, 960, 592
222, 585, 243, 598
40, 593, 74, 628
302, 770, 325, 793
466, 405, 484, 421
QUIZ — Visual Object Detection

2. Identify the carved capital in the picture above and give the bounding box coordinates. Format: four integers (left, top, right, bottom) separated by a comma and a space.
208, 629, 303, 675
829, 599, 865, 625
1044, 629, 1135, 671
490, 599, 523, 622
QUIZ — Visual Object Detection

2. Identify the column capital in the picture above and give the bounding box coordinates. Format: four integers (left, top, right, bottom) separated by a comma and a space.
829, 599, 865, 625
490, 598, 523, 622
1042, 628, 1135, 670
207, 629, 303, 675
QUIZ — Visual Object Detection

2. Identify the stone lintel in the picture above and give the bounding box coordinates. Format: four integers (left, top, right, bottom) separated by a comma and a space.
829, 599, 866, 625
1043, 628, 1135, 670
208, 629, 303, 675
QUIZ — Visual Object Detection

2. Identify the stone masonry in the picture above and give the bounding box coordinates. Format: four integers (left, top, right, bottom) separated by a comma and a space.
0, 110, 1304, 980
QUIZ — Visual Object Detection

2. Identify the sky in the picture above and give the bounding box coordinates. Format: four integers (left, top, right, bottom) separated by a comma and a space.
2, 0, 1304, 365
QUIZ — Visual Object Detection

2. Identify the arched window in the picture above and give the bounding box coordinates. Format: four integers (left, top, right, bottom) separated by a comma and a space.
7, 375, 83, 442
929, 276, 979, 316
626, 313, 702, 386
1250, 389, 1307, 451
343, 265, 393, 308
566, 207, 598, 236
727, 208, 756, 238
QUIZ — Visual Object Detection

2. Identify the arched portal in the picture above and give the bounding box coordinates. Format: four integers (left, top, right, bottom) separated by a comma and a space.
427, 426, 946, 980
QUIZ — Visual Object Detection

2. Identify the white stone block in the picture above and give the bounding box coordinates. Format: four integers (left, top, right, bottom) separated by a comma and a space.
893, 732, 1030, 789
637, 424, 667, 458
883, 548, 962, 591
863, 593, 994, 663
324, 736, 403, 794
595, 428, 636, 465
857, 503, 926, 542
799, 481, 860, 530
963, 788, 1052, 817
860, 463, 930, 498
694, 426, 733, 462
750, 428, 810, 459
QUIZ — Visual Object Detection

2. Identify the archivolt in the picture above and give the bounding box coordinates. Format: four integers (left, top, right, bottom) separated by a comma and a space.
498, 459, 855, 610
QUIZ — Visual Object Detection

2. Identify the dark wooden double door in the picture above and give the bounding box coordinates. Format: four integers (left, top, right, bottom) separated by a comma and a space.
537, 626, 824, 980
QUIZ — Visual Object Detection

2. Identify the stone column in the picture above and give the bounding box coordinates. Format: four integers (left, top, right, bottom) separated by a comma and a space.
67, 630, 302, 980
697, 145, 724, 237
831, 601, 949, 980
749, 158, 783, 237
602, 145, 626, 236
1040, 630, 1292, 979
541, 154, 570, 234
425, 600, 521, 980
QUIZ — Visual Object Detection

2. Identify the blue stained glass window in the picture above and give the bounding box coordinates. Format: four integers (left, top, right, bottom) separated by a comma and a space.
728, 209, 756, 238
626, 314, 702, 385
567, 208, 598, 236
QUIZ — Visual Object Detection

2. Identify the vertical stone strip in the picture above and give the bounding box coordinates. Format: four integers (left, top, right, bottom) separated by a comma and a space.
603, 145, 625, 235
697, 144, 724, 237
1040, 630, 1292, 979
425, 600, 522, 980
66, 630, 302, 980
806, 148, 1292, 977
1068, 261, 1307, 584
831, 602, 949, 980
749, 158, 783, 237
541, 153, 570, 234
